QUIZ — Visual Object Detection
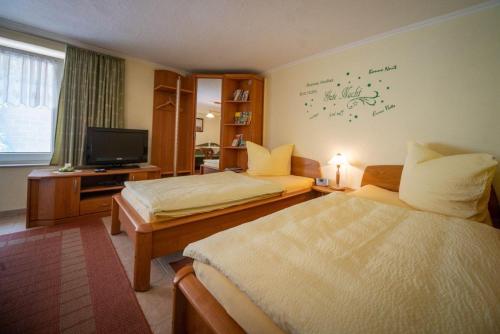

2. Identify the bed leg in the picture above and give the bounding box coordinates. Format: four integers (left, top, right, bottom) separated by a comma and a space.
134, 232, 152, 291
111, 196, 121, 235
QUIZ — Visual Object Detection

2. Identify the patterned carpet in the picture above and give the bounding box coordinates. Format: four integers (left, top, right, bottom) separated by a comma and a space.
0, 219, 151, 333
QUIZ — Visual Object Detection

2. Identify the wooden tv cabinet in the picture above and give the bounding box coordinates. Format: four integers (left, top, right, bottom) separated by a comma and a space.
26, 165, 161, 228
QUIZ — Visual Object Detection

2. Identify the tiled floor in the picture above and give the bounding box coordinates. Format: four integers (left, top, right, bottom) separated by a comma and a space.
0, 214, 181, 334
0, 213, 29, 235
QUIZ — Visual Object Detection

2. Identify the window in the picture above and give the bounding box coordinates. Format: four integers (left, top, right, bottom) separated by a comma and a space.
0, 37, 64, 165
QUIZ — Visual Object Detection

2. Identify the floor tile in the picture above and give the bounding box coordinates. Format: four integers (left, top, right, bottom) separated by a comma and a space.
135, 278, 174, 327
151, 318, 172, 334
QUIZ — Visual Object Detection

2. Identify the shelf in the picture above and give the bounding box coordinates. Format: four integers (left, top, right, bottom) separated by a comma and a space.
80, 185, 124, 193
222, 146, 247, 150
154, 85, 193, 94
223, 123, 250, 126
223, 100, 251, 103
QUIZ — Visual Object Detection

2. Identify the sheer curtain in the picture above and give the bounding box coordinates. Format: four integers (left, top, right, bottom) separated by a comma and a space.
0, 46, 63, 156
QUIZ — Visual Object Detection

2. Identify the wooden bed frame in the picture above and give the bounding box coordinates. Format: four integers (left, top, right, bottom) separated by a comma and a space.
172, 165, 500, 334
110, 156, 321, 291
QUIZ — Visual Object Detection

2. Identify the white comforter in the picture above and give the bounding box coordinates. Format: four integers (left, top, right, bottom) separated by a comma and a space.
185, 193, 500, 334
123, 171, 284, 218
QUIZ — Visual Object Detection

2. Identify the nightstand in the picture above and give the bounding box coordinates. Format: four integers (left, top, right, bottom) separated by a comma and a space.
312, 185, 354, 196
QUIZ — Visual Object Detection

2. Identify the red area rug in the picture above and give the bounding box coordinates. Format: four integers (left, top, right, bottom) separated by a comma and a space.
0, 219, 151, 334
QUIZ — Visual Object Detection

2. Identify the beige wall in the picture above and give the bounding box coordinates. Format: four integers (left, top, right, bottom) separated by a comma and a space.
264, 6, 500, 197
0, 167, 34, 212
0, 57, 160, 212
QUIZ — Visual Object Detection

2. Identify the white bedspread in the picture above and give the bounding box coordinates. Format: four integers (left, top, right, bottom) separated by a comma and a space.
123, 171, 284, 219
185, 193, 500, 334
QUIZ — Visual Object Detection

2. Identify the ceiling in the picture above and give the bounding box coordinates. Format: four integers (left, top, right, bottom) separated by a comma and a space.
0, 0, 489, 73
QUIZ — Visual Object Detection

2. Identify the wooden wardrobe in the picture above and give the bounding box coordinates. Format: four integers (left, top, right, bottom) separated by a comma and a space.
219, 74, 264, 171
151, 71, 264, 176
151, 70, 195, 176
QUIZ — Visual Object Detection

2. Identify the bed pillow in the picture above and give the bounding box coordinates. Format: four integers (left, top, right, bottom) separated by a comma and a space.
348, 185, 413, 209
246, 141, 294, 176
399, 142, 497, 223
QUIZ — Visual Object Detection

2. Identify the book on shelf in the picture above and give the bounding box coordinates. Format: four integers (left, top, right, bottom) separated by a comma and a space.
232, 89, 250, 101
233, 89, 242, 101
241, 90, 249, 101
231, 134, 245, 147
234, 111, 252, 125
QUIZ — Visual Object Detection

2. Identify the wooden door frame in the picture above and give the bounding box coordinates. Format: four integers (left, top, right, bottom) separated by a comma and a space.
192, 74, 224, 174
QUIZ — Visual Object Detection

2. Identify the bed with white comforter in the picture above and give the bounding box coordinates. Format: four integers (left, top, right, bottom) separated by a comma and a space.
185, 191, 500, 334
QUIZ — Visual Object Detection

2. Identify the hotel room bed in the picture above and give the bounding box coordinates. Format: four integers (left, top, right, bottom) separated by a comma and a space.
111, 156, 320, 291
121, 172, 314, 223
173, 165, 500, 334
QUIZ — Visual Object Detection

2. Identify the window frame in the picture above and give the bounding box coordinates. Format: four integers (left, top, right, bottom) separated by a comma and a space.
0, 153, 52, 166
0, 37, 65, 167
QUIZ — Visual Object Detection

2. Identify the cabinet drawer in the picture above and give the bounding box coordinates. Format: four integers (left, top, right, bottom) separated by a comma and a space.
129, 172, 149, 181
80, 195, 112, 215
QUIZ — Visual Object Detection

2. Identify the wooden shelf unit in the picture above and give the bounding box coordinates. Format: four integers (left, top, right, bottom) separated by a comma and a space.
154, 85, 193, 94
220, 75, 264, 171
151, 70, 195, 176
27, 166, 161, 227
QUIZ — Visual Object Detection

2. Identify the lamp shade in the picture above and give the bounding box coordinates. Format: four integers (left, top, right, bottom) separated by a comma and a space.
328, 153, 347, 166
206, 111, 215, 118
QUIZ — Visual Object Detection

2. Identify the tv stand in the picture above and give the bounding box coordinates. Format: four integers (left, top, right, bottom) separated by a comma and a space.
84, 164, 141, 171
26, 165, 161, 227
102, 164, 141, 170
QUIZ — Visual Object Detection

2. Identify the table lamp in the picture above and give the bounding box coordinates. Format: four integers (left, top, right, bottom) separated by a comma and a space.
328, 153, 347, 190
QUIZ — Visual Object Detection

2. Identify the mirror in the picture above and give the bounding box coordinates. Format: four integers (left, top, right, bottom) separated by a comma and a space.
194, 78, 222, 174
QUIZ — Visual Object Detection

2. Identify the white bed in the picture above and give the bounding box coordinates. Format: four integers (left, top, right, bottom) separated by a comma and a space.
185, 185, 500, 333
121, 172, 314, 223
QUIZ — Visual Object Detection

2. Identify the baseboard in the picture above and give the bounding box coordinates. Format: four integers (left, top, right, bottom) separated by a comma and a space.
0, 208, 26, 218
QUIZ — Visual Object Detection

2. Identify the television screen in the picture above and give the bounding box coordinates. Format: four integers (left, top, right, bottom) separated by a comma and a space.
85, 127, 148, 166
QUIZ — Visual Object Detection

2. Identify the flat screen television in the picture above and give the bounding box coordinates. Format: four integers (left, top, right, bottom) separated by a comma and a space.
85, 127, 148, 166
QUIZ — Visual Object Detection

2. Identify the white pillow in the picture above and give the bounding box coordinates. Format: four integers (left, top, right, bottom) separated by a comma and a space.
399, 142, 497, 223
246, 141, 294, 176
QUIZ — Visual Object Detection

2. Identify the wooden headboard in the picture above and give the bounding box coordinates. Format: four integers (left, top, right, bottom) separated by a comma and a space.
361, 165, 499, 228
361, 165, 403, 192
291, 156, 322, 179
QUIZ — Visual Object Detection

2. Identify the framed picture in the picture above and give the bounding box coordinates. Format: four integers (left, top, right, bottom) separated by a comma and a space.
196, 118, 204, 132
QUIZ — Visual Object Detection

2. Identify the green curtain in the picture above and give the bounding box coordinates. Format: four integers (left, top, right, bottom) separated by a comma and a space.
51, 45, 125, 166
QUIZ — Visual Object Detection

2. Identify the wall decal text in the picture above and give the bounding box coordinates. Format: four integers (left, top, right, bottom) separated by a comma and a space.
299, 65, 398, 123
